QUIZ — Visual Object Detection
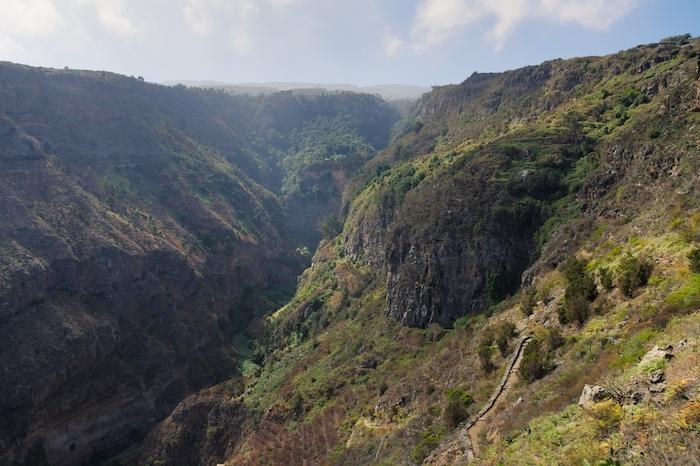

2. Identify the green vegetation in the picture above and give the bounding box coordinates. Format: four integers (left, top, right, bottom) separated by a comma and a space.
616, 252, 652, 297
410, 426, 446, 463
519, 287, 537, 316
688, 247, 700, 273
443, 388, 474, 428
599, 266, 614, 292
518, 328, 563, 383
665, 274, 700, 312
558, 258, 598, 325
494, 321, 517, 356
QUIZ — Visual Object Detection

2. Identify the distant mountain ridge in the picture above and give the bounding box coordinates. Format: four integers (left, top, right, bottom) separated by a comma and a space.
163, 81, 431, 101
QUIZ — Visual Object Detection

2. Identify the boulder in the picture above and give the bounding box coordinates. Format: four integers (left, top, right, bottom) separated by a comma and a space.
578, 385, 610, 407
639, 345, 674, 366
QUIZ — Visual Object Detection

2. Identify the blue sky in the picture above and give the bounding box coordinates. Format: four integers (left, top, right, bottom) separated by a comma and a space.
0, 0, 697, 86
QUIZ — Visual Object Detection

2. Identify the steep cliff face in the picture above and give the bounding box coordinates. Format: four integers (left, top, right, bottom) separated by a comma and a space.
0, 64, 398, 465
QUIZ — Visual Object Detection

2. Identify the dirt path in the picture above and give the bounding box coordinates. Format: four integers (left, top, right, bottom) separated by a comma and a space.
421, 335, 533, 465
465, 335, 532, 458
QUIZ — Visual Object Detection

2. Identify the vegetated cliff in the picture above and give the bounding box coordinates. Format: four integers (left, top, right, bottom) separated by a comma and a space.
0, 63, 398, 465
139, 35, 700, 465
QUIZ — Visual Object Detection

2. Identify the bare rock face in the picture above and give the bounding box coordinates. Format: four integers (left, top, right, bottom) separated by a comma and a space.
578, 385, 611, 407
640, 345, 674, 366
346, 144, 555, 327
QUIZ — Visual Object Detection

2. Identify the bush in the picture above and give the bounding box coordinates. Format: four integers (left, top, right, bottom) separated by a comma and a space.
587, 399, 623, 435
558, 294, 590, 325
520, 287, 537, 316
478, 344, 494, 373
443, 388, 473, 428
494, 321, 516, 356
559, 258, 597, 324
617, 253, 652, 297
688, 247, 700, 273
518, 338, 555, 383
411, 426, 446, 462
562, 258, 598, 300
599, 267, 614, 291
537, 327, 565, 351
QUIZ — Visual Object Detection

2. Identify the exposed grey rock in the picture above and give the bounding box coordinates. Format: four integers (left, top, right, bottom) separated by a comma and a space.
578, 385, 611, 407
649, 382, 668, 394
640, 345, 674, 366
649, 370, 665, 384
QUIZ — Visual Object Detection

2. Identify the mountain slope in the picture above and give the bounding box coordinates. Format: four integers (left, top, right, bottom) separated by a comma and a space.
166, 81, 431, 102
139, 35, 700, 466
0, 63, 398, 465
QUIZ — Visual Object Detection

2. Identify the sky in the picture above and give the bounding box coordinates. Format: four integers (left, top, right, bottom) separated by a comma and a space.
0, 0, 697, 86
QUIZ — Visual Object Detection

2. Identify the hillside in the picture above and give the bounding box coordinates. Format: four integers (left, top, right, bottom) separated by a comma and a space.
138, 35, 700, 466
0, 63, 398, 465
165, 81, 431, 103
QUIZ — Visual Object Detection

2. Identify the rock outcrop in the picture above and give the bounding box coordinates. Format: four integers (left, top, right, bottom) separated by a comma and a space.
578, 385, 612, 407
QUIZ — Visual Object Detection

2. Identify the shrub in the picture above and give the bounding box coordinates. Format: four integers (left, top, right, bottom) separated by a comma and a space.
688, 247, 700, 273
494, 321, 516, 356
289, 393, 305, 419
587, 399, 623, 435
411, 426, 446, 462
599, 267, 614, 291
486, 270, 515, 305
520, 287, 537, 316
518, 338, 555, 383
537, 327, 564, 351
443, 388, 474, 428
617, 253, 652, 297
562, 258, 598, 300
560, 258, 597, 324
562, 110, 584, 143
478, 344, 494, 373
679, 399, 700, 430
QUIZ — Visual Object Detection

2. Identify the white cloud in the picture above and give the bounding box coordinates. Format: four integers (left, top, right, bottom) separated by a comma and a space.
93, 0, 138, 36
0, 0, 62, 41
72, 0, 139, 37
411, 0, 640, 51
229, 29, 253, 55
383, 30, 404, 57
182, 0, 304, 53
